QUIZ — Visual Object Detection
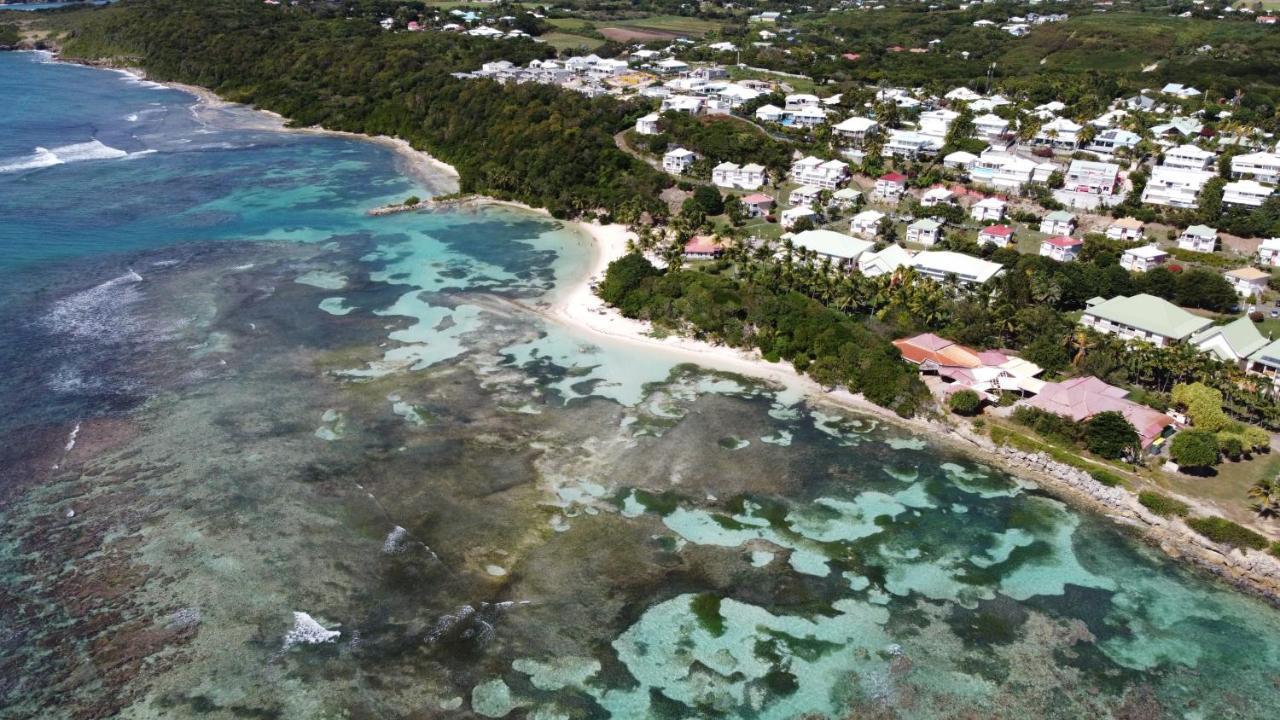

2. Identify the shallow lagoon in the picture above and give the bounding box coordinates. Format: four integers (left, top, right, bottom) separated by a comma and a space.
1, 51, 1280, 720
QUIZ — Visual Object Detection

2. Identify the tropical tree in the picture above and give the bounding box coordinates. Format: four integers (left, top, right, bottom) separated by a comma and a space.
1170, 429, 1220, 471
1086, 411, 1140, 460
1247, 477, 1280, 520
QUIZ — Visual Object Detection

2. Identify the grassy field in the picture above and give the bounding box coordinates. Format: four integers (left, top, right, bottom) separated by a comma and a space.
1154, 451, 1280, 528
548, 13, 722, 41
538, 31, 604, 52
726, 66, 817, 94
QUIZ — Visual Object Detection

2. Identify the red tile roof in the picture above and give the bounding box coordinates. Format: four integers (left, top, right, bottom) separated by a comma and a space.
1022, 377, 1173, 447
980, 224, 1014, 237
1044, 235, 1082, 248
684, 235, 724, 255
879, 172, 907, 183
741, 193, 774, 205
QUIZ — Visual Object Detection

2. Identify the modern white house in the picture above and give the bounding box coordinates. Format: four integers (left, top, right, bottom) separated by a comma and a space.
906, 218, 942, 246
974, 113, 1010, 141
1033, 117, 1083, 150
662, 148, 697, 174
1223, 267, 1271, 297
1064, 160, 1121, 195
1119, 245, 1169, 272
790, 229, 874, 264
1040, 236, 1083, 262
832, 187, 862, 209
1079, 294, 1212, 347
849, 209, 887, 238
1107, 217, 1146, 241
790, 156, 850, 189
944, 150, 978, 170
784, 93, 821, 111
740, 193, 774, 218
755, 104, 786, 123
911, 251, 1005, 285
1086, 128, 1141, 156
1141, 166, 1215, 208
1258, 237, 1280, 267
970, 197, 1007, 222
661, 95, 705, 114
857, 244, 915, 277
711, 162, 766, 190
791, 105, 829, 127
635, 113, 661, 135
873, 172, 908, 200
971, 150, 1038, 189
1223, 179, 1275, 208
789, 184, 823, 207
1039, 210, 1076, 236
920, 187, 956, 207
780, 205, 817, 229
883, 129, 943, 158
1163, 144, 1216, 171
1177, 224, 1217, 254
832, 116, 879, 145
1231, 151, 1280, 184
978, 224, 1015, 248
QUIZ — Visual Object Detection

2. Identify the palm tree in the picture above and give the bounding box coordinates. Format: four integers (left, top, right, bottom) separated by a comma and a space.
1247, 478, 1280, 520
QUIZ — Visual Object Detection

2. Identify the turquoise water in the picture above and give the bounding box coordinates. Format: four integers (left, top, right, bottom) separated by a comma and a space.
2, 50, 1280, 720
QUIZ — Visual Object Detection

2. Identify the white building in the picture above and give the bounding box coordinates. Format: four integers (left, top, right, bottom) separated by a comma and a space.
1064, 160, 1121, 195
790, 229, 874, 264
1231, 151, 1280, 184
1107, 217, 1146, 241
978, 224, 1015, 248
663, 148, 697, 174
789, 184, 823, 207
1120, 245, 1169, 272
780, 205, 817, 229
1040, 236, 1083, 262
858, 244, 915, 277
832, 117, 879, 145
1033, 117, 1083, 150
974, 113, 1010, 141
921, 187, 955, 207
850, 209, 887, 238
1223, 179, 1275, 208
755, 104, 785, 123
1258, 238, 1280, 267
1141, 166, 1215, 208
1224, 267, 1271, 298
918, 109, 959, 139
970, 150, 1037, 189
1039, 210, 1076, 236
1080, 294, 1212, 348
1177, 225, 1217, 254
711, 162, 766, 190
790, 156, 850, 190
873, 172, 908, 200
784, 93, 821, 111
911, 251, 1005, 285
661, 95, 704, 114
884, 129, 943, 158
635, 113, 661, 136
970, 197, 1006, 222
906, 218, 942, 246
1163, 144, 1216, 171
1086, 128, 1141, 156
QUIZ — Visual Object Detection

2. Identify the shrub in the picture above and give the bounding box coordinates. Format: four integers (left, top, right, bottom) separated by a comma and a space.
403, 195, 421, 206
1170, 429, 1219, 470
1138, 491, 1190, 517
1185, 517, 1269, 550
1271, 542, 1280, 560
947, 389, 982, 416
1090, 469, 1124, 487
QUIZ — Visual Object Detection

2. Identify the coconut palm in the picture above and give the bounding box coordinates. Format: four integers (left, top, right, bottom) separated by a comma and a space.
1247, 478, 1280, 520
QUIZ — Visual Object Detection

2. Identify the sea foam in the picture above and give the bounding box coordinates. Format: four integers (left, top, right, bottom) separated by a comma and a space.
0, 140, 130, 174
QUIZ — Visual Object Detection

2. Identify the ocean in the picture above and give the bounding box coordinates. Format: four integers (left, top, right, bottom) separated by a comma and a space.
1, 50, 1279, 720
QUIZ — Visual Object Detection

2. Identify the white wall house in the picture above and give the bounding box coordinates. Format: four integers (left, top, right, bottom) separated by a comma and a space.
1033, 117, 1083, 150
755, 104, 785, 123
850, 210, 886, 238
1119, 245, 1168, 272
1080, 294, 1212, 348
1224, 267, 1271, 298
1177, 225, 1217, 253
1141, 166, 1214, 208
907, 218, 942, 246
978, 225, 1015, 248
1232, 151, 1280, 184
921, 187, 955, 207
1040, 236, 1083, 262
832, 116, 879, 145
970, 197, 1006, 222
873, 172, 907, 200
971, 150, 1036, 189
1064, 160, 1120, 195
780, 205, 816, 229
1087, 128, 1141, 156
974, 113, 1010, 141
884, 130, 942, 158
1223, 179, 1275, 208
711, 162, 766, 190
791, 156, 850, 189
789, 184, 822, 207
1163, 144, 1215, 171
1259, 237, 1280, 267
1107, 217, 1145, 241
663, 148, 697, 174
635, 113, 661, 135
911, 251, 1005, 285
1039, 210, 1076, 236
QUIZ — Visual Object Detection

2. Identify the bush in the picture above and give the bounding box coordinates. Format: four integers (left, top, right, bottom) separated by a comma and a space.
1170, 429, 1220, 470
1085, 411, 1139, 460
1271, 542, 1280, 560
1011, 406, 1085, 445
947, 389, 982, 416
1138, 491, 1190, 517
1185, 517, 1269, 550
1090, 469, 1124, 487
403, 195, 421, 206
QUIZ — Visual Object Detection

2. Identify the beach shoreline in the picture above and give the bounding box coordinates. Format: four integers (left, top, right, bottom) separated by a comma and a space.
28, 48, 1280, 604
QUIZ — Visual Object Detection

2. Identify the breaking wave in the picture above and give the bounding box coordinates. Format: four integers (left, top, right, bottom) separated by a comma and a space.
0, 140, 131, 174
40, 270, 145, 342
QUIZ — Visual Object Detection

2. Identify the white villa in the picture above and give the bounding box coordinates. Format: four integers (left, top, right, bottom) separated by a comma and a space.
711, 162, 766, 190
791, 156, 850, 189
907, 218, 942, 246
1163, 144, 1215, 171
911, 251, 1005, 285
970, 197, 1007, 222
921, 187, 956, 207
850, 209, 886, 238
833, 116, 879, 145
1231, 151, 1280, 184
1080, 294, 1211, 347
1177, 225, 1217, 254
1223, 179, 1275, 208
974, 113, 1010, 141
1119, 245, 1169, 272
1142, 166, 1214, 208
790, 229, 874, 264
1039, 210, 1076, 236
1224, 267, 1271, 297
663, 148, 697, 174
873, 172, 908, 200
1259, 237, 1280, 267
635, 113, 661, 135
1064, 160, 1121, 195
780, 205, 817, 229
1107, 217, 1146, 241
1033, 117, 1083, 150
1040, 236, 1083, 262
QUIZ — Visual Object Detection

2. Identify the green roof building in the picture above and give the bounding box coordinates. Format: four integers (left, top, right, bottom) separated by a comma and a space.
1080, 293, 1213, 346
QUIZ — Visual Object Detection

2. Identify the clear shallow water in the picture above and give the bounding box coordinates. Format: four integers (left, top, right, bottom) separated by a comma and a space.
1, 50, 1280, 720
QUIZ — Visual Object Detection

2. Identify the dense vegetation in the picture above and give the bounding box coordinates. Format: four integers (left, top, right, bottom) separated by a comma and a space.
41, 0, 667, 220
1185, 516, 1271, 550
634, 111, 793, 178
599, 252, 930, 416
0, 23, 19, 48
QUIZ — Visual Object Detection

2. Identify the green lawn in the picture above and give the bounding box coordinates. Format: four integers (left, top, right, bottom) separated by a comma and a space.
1154, 452, 1280, 528
727, 66, 818, 94
538, 31, 604, 52
604, 14, 723, 35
